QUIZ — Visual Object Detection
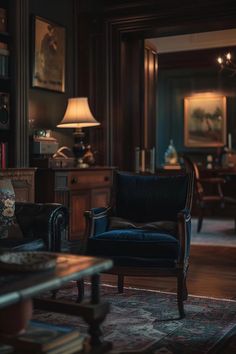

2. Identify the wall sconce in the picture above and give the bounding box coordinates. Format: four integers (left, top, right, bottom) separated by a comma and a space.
57, 97, 100, 168
217, 52, 236, 76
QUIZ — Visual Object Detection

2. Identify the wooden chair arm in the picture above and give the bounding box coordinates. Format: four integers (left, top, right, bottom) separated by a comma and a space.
198, 177, 226, 184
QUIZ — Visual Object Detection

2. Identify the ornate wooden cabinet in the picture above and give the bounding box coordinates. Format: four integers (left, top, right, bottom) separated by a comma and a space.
0, 168, 36, 202
34, 167, 114, 241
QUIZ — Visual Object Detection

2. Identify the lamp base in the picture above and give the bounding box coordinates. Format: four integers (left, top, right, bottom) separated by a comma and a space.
76, 158, 89, 168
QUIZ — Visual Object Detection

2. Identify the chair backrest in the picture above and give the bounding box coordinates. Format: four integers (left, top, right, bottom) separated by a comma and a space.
113, 171, 194, 222
182, 155, 200, 179
182, 156, 203, 199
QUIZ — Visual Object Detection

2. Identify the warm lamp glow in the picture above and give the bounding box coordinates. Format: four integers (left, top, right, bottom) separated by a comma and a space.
57, 97, 100, 128
57, 97, 100, 168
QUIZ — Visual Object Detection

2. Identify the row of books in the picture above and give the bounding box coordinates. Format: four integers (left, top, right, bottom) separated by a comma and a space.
0, 320, 84, 353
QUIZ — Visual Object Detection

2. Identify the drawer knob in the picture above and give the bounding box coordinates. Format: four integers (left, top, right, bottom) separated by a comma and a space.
104, 176, 110, 182
71, 177, 78, 184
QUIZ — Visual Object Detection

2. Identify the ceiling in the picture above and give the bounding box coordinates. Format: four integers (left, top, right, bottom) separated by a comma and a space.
146, 28, 236, 53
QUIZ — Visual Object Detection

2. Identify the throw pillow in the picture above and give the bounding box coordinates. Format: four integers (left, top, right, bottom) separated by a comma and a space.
0, 179, 23, 239
108, 216, 177, 236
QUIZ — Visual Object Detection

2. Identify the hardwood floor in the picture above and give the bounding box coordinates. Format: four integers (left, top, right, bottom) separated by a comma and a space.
101, 245, 236, 300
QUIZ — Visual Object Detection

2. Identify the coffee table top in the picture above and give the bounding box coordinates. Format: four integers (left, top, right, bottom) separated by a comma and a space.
0, 253, 113, 309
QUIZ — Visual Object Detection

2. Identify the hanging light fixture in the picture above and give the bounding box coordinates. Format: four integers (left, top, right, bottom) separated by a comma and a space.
217, 52, 236, 76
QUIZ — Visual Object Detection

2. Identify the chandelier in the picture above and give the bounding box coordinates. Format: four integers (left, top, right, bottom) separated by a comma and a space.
217, 52, 236, 76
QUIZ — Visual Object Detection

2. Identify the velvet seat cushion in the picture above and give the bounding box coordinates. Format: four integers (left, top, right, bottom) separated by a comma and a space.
87, 229, 180, 266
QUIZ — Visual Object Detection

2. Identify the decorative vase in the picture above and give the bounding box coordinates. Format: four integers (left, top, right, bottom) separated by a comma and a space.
164, 139, 178, 165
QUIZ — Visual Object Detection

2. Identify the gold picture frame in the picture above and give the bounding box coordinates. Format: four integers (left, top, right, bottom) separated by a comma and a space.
32, 16, 65, 93
184, 93, 226, 147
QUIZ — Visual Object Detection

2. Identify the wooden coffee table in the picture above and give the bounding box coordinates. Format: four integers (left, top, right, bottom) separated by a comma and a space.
0, 253, 113, 353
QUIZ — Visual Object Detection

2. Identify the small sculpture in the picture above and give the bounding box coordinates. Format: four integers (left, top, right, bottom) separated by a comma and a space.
164, 139, 178, 165
83, 145, 95, 166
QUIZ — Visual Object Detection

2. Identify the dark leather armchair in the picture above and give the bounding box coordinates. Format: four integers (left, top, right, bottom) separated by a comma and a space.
0, 202, 68, 252
83, 171, 194, 318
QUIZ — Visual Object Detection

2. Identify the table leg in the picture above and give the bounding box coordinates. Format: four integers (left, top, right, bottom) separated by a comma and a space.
84, 274, 112, 353
76, 279, 85, 303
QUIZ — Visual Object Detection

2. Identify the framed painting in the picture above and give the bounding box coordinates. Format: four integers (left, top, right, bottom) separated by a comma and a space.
184, 94, 226, 147
32, 16, 65, 92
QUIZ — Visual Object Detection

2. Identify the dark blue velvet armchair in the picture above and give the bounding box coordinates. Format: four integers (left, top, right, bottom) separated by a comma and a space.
83, 171, 194, 318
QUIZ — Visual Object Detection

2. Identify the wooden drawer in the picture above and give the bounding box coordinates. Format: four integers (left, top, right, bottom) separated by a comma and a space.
68, 170, 112, 190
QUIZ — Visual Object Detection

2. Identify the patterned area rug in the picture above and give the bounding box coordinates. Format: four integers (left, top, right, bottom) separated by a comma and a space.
191, 218, 236, 247
33, 283, 236, 354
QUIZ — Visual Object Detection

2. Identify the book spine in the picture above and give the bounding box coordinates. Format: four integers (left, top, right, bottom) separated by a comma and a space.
1, 142, 7, 169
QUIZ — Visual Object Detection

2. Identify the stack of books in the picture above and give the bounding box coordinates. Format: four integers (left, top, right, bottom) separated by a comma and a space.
0, 320, 84, 354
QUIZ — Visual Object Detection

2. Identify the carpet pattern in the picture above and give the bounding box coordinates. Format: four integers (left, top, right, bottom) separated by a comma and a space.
33, 284, 236, 354
191, 218, 236, 247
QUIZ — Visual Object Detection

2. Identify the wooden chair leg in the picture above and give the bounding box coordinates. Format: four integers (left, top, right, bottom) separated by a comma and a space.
117, 274, 124, 293
51, 290, 58, 299
177, 272, 186, 319
197, 209, 204, 233
76, 279, 85, 303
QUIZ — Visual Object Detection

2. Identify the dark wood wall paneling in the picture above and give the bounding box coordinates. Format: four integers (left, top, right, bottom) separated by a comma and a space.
119, 39, 144, 171
144, 44, 158, 150
28, 0, 76, 152
9, 0, 29, 167
77, 2, 106, 166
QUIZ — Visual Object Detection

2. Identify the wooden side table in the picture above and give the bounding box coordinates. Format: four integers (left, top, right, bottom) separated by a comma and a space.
34, 167, 114, 243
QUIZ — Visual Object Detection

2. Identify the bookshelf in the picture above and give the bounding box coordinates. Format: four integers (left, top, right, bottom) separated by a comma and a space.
0, 0, 11, 167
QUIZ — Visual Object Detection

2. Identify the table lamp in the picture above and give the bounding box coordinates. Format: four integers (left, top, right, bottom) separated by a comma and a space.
57, 97, 100, 167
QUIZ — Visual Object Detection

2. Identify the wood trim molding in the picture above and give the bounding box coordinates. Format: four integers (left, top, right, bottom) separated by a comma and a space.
12, 0, 29, 167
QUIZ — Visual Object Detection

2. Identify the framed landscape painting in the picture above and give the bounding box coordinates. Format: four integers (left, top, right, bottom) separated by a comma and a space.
32, 16, 65, 93
184, 94, 226, 147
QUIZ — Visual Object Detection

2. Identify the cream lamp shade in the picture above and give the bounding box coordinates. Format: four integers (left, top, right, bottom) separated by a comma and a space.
57, 97, 100, 128
57, 97, 100, 168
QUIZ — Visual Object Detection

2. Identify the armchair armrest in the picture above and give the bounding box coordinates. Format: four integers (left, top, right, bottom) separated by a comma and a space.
198, 177, 226, 184
84, 206, 112, 238
15, 202, 68, 252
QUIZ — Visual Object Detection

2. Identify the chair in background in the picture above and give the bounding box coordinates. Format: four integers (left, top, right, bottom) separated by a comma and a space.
182, 155, 236, 232
82, 171, 194, 318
